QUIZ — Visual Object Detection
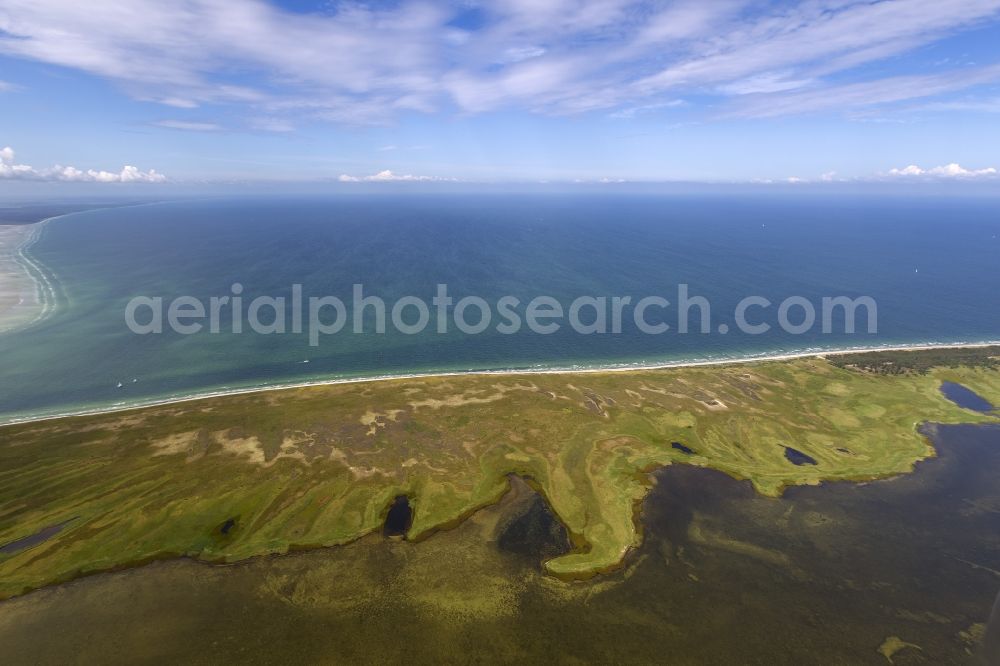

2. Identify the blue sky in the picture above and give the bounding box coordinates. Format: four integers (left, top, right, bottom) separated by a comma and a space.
2, 0, 1000, 188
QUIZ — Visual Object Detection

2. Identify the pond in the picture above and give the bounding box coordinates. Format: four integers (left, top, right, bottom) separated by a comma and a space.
382, 496, 413, 538
941, 381, 994, 413
783, 446, 818, 466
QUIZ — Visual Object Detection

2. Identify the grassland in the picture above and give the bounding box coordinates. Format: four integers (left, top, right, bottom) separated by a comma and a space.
1, 348, 998, 599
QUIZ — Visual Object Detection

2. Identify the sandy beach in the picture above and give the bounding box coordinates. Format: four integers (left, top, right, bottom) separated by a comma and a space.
0, 223, 46, 334
2, 339, 997, 428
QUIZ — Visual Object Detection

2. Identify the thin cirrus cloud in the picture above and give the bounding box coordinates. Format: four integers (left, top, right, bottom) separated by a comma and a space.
153, 120, 222, 132
0, 146, 166, 182
1, 0, 1000, 125
724, 65, 1000, 118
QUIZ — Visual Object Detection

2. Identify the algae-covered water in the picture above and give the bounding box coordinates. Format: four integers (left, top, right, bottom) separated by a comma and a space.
0, 424, 996, 664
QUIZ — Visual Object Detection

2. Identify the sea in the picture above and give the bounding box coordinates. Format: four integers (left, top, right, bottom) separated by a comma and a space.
1, 193, 998, 422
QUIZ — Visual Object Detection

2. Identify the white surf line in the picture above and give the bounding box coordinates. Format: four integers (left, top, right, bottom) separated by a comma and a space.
11, 218, 58, 330
0, 200, 182, 336
2, 340, 998, 428
0, 224, 46, 333
0, 216, 71, 334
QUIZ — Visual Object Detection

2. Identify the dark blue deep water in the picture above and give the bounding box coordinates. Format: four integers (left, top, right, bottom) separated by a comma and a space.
1, 194, 998, 421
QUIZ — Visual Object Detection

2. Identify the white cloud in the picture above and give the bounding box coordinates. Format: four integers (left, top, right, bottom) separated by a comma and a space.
0, 80, 15, 92
147, 97, 199, 109
716, 72, 814, 96
498, 46, 546, 64
746, 165, 1000, 184
1, 0, 999, 123
247, 117, 295, 133
635, 0, 747, 44
368, 170, 423, 181
609, 99, 685, 118
886, 162, 998, 178
338, 169, 448, 182
917, 97, 1000, 113
725, 64, 1000, 118
0, 145, 167, 182
890, 165, 926, 177
638, 1, 1000, 92
118, 165, 167, 182
154, 120, 221, 131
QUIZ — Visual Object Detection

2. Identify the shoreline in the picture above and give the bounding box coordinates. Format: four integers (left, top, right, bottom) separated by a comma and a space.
8, 217, 61, 331
0, 220, 52, 333
0, 200, 178, 336
1, 201, 997, 428
2, 340, 997, 428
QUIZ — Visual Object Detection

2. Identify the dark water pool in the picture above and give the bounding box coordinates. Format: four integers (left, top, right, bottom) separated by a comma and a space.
0, 519, 74, 555
941, 381, 994, 412
671, 442, 695, 455
783, 446, 818, 466
382, 496, 413, 538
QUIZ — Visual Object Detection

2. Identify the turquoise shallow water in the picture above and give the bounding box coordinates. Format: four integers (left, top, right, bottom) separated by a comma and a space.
0, 193, 998, 421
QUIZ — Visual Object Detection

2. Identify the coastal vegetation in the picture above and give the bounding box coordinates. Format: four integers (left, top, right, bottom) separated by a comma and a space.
0, 347, 998, 599
828, 345, 1000, 374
